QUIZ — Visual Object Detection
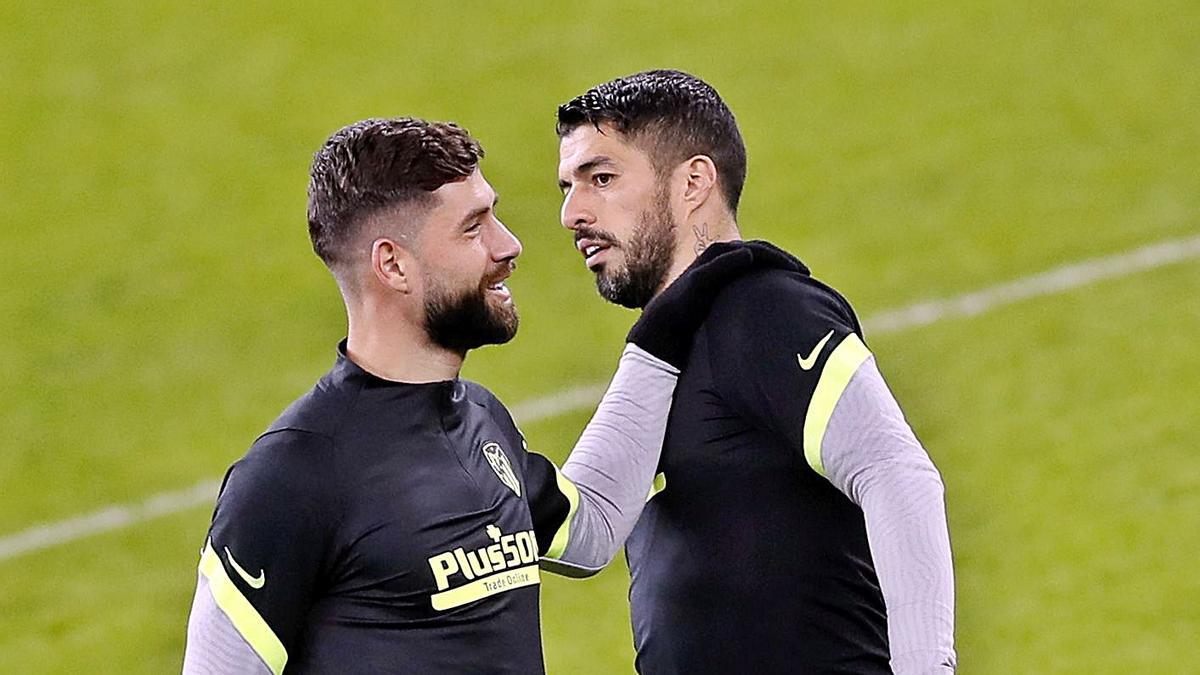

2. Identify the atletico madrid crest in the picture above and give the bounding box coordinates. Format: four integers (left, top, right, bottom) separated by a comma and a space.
482, 441, 521, 497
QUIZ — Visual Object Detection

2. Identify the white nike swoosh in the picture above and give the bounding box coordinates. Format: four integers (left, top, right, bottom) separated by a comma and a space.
797, 330, 835, 371
224, 546, 266, 589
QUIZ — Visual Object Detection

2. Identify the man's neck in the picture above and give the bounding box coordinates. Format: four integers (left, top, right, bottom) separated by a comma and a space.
345, 312, 464, 383
654, 217, 741, 299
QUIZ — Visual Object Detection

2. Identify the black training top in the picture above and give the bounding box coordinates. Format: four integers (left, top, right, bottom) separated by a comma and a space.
625, 262, 892, 674
202, 342, 570, 674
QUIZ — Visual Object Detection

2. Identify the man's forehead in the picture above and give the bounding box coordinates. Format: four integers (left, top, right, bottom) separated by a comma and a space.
558, 124, 636, 170
432, 167, 494, 204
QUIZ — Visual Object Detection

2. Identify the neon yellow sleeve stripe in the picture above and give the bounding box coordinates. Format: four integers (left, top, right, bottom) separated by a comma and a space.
544, 467, 580, 560
803, 333, 872, 476
198, 539, 287, 675
646, 472, 666, 502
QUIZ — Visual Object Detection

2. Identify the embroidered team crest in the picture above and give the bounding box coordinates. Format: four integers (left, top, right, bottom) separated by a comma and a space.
482, 441, 521, 497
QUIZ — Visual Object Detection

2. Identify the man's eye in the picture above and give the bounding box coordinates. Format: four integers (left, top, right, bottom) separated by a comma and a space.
593, 173, 614, 187
466, 222, 482, 234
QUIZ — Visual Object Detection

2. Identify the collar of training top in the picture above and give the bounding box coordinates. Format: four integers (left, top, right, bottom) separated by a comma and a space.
331, 339, 467, 407
693, 239, 811, 277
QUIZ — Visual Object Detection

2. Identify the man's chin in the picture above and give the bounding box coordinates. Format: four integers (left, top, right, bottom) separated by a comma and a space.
488, 295, 519, 326
492, 313, 520, 344
596, 276, 646, 309
485, 297, 520, 344
424, 290, 520, 352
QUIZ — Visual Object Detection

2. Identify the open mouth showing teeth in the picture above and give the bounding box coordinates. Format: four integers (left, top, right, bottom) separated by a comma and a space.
577, 240, 612, 267
486, 281, 512, 306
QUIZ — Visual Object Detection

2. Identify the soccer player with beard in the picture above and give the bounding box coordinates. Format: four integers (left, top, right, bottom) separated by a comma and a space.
555, 71, 957, 674
181, 117, 774, 674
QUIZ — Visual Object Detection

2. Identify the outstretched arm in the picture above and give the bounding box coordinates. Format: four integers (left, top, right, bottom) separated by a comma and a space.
529, 243, 788, 575
536, 343, 677, 576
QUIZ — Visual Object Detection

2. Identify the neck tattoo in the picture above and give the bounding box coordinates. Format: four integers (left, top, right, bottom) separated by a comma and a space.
692, 222, 714, 255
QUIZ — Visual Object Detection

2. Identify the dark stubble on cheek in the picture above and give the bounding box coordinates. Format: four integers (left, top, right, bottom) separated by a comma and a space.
597, 185, 677, 309
423, 275, 519, 353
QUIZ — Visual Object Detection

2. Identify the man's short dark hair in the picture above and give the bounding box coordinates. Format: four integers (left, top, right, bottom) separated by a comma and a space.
307, 117, 483, 271
556, 69, 747, 214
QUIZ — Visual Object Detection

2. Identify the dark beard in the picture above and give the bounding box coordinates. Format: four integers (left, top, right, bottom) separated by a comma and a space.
596, 186, 676, 309
424, 276, 519, 353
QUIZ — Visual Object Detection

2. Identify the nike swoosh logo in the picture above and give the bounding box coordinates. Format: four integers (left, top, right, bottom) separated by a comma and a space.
224, 546, 265, 589
797, 330, 835, 371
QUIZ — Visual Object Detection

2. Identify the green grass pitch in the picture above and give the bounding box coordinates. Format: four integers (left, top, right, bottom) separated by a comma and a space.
1, 1, 1197, 672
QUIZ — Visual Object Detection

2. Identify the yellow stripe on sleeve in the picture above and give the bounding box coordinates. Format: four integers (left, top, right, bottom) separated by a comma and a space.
543, 467, 580, 560
803, 333, 872, 476
646, 472, 666, 502
198, 539, 287, 675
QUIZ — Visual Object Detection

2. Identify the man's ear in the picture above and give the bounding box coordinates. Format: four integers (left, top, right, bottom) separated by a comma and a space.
371, 238, 414, 293
680, 154, 719, 216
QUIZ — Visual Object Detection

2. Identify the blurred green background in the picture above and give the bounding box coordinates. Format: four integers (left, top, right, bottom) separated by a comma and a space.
2, 1, 1198, 672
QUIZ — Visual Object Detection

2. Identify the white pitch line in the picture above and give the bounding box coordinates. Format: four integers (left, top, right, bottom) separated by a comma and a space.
864, 234, 1200, 334
509, 382, 612, 423
0, 480, 222, 561
2, 233, 1199, 562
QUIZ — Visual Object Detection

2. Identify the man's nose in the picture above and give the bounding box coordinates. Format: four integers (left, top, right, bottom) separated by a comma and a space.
560, 189, 595, 231
491, 219, 522, 261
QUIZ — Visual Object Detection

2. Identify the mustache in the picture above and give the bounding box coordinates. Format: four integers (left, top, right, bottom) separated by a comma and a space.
482, 260, 517, 286
573, 227, 619, 247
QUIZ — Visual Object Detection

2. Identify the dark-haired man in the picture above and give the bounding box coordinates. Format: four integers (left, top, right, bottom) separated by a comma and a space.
556, 70, 957, 674
181, 117, 772, 673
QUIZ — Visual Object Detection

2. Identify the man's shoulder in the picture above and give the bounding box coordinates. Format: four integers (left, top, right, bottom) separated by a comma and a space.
217, 427, 336, 516
215, 364, 352, 517
462, 379, 502, 408
708, 266, 860, 336
235, 372, 351, 480
263, 368, 361, 438
462, 380, 520, 427
227, 427, 334, 488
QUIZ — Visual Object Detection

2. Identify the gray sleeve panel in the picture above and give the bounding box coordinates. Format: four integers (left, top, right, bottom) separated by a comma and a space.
553, 343, 678, 574
182, 573, 272, 675
822, 356, 957, 675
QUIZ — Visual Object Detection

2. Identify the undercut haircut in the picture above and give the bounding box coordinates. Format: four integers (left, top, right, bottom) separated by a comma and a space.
556, 69, 747, 214
307, 117, 483, 273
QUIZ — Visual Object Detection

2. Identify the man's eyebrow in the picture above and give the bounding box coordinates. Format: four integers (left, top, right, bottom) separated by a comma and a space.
558, 156, 616, 190
459, 195, 499, 227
